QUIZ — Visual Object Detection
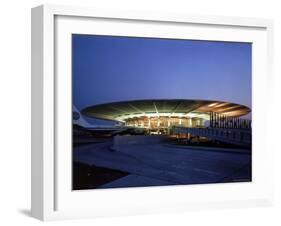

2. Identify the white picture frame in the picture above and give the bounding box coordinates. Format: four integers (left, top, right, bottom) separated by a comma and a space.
31, 4, 274, 221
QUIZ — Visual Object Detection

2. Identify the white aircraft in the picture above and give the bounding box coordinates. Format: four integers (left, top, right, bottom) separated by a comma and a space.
72, 105, 95, 128
73, 105, 127, 133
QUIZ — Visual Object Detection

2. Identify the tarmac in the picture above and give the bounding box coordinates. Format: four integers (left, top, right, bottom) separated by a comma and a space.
73, 139, 251, 189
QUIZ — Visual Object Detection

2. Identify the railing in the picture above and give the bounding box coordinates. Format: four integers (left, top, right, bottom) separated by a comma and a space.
209, 112, 251, 130
172, 126, 251, 147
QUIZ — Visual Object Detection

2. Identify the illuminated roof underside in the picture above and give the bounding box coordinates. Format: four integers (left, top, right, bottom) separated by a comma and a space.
81, 99, 251, 123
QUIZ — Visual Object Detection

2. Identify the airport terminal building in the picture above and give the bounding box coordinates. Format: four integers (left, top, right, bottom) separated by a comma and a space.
81, 99, 251, 134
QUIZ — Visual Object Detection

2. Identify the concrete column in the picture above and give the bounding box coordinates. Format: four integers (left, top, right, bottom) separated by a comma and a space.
189, 118, 192, 127
199, 118, 204, 127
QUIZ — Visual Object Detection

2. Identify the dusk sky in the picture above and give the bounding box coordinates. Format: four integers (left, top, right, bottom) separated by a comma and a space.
72, 34, 252, 123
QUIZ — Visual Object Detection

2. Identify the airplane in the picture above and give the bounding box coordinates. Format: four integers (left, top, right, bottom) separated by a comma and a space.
72, 105, 145, 135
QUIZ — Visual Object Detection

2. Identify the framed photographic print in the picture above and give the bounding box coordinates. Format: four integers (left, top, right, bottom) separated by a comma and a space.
31, 4, 274, 221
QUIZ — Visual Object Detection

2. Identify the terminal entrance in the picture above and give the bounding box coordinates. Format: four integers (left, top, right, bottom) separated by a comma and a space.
124, 115, 205, 134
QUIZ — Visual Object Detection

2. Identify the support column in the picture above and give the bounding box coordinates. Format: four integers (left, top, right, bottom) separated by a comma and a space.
157, 117, 160, 134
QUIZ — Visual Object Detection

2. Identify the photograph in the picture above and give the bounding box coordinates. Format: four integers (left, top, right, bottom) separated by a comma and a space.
72, 34, 252, 190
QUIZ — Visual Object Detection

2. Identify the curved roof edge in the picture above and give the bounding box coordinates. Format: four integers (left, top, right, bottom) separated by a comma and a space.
81, 99, 251, 122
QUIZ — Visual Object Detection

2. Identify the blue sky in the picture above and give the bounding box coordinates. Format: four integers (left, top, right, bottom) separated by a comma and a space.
72, 34, 251, 123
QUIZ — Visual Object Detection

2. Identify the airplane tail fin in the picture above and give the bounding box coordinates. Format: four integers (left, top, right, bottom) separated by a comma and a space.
73, 105, 92, 128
